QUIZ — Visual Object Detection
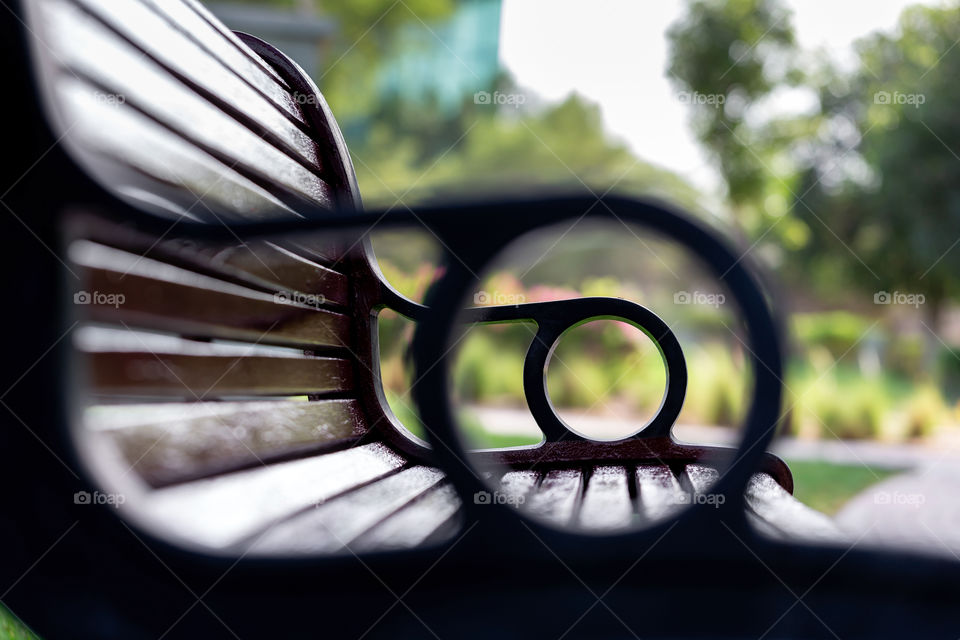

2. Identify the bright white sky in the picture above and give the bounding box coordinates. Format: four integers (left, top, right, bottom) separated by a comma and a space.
499, 0, 939, 196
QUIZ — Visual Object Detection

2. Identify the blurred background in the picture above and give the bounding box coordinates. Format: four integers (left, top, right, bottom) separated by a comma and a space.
202, 0, 960, 539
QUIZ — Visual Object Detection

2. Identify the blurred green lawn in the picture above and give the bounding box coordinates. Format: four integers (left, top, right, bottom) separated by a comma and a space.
786, 460, 902, 515
0, 606, 38, 640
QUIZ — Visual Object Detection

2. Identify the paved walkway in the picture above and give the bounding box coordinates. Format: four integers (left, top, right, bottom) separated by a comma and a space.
469, 405, 960, 468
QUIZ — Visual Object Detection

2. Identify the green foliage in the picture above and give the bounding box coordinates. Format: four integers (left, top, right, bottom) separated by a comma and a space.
792, 374, 890, 440
667, 0, 797, 210
320, 0, 457, 119
0, 606, 39, 640
785, 364, 948, 441
789, 6, 960, 313
545, 321, 668, 415
353, 93, 704, 212
682, 344, 747, 426
902, 384, 946, 439
937, 346, 960, 402
452, 327, 529, 404
885, 335, 925, 380
791, 312, 874, 360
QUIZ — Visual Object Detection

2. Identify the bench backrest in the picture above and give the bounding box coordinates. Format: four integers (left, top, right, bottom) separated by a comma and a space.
29, 0, 356, 220
23, 0, 429, 492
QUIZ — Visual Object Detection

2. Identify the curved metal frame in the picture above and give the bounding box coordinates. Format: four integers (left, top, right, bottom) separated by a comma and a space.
412, 195, 789, 545
463, 297, 687, 442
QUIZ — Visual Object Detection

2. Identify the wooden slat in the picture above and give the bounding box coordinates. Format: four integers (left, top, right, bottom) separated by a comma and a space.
76, 217, 350, 305
87, 399, 366, 486
142, 443, 406, 548
77, 327, 353, 397
74, 0, 323, 172
211, 242, 349, 306
248, 466, 446, 554
70, 240, 351, 348
351, 484, 462, 552
86, 351, 352, 398
57, 75, 295, 222
635, 464, 687, 521
180, 0, 289, 88
141, 0, 305, 124
499, 470, 538, 504
578, 466, 634, 531
525, 469, 582, 527
41, 0, 334, 210
276, 236, 349, 268
679, 463, 720, 495
745, 473, 842, 542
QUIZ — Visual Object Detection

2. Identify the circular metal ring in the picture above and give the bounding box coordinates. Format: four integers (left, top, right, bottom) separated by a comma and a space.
520, 297, 686, 442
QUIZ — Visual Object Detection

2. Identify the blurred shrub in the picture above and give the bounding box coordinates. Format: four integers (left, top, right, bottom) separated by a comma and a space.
937, 346, 960, 402
452, 328, 528, 404
792, 375, 889, 440
900, 384, 947, 440
792, 312, 874, 360
682, 344, 746, 427
884, 335, 925, 380
546, 321, 667, 415
377, 270, 953, 442
786, 367, 948, 441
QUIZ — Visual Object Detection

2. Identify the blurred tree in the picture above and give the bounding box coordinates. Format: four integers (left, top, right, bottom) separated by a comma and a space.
799, 5, 960, 348
352, 90, 704, 214
218, 0, 457, 120
667, 0, 798, 222
219, 1, 705, 217
668, 0, 960, 340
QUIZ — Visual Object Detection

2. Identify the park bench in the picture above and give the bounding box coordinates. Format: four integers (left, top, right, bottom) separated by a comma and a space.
25, 0, 835, 549
7, 0, 954, 638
